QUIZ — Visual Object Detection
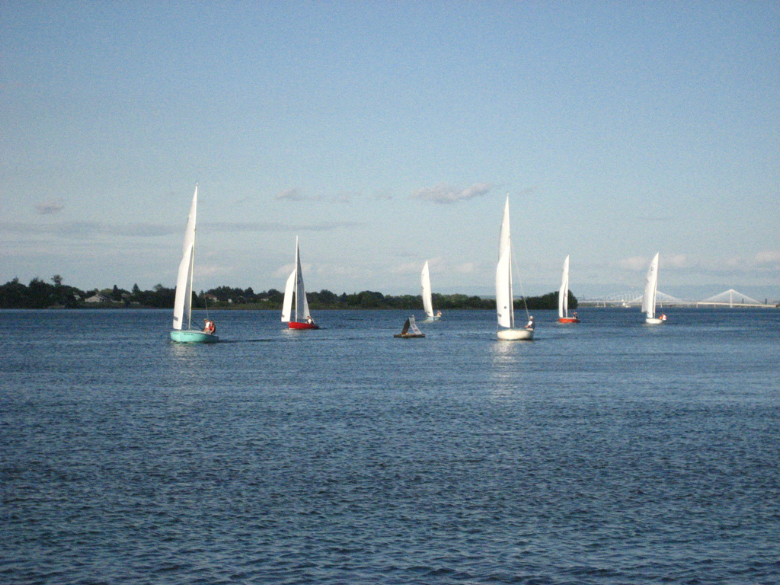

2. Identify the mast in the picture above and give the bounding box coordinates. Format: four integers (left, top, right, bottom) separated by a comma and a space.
187, 238, 195, 329
293, 236, 310, 322
187, 185, 198, 329
294, 236, 299, 322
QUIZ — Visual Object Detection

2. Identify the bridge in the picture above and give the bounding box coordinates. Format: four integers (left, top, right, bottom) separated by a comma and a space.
696, 289, 771, 308
580, 288, 775, 308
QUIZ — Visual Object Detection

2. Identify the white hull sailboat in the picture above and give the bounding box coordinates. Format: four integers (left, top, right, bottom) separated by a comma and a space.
421, 261, 441, 321
170, 185, 218, 344
642, 252, 666, 325
281, 236, 319, 330
558, 255, 580, 323
496, 197, 533, 341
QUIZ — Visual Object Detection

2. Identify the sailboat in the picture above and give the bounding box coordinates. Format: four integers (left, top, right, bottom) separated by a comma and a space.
281, 236, 319, 330
394, 315, 426, 338
642, 252, 666, 325
421, 261, 441, 321
170, 185, 218, 344
496, 197, 533, 340
557, 255, 580, 323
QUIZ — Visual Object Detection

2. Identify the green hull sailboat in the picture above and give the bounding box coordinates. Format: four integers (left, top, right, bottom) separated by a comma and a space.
170, 185, 219, 344
170, 329, 218, 344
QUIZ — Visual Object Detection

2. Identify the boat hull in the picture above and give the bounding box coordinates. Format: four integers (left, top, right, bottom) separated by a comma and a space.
394, 333, 425, 338
288, 321, 319, 330
497, 328, 534, 341
170, 330, 219, 344
645, 318, 664, 325
558, 318, 580, 324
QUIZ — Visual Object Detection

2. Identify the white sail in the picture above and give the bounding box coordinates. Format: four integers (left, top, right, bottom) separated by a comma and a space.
496, 246, 514, 328
642, 252, 660, 319
172, 186, 198, 330
421, 261, 434, 318
293, 236, 310, 321
495, 197, 515, 329
281, 269, 295, 322
498, 196, 511, 260
302, 286, 311, 321
558, 255, 570, 319
409, 315, 423, 336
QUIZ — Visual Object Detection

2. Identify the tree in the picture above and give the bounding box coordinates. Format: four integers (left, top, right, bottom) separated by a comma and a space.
51, 274, 63, 286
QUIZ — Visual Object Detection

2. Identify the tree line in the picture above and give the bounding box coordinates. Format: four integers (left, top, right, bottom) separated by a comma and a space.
0, 276, 577, 311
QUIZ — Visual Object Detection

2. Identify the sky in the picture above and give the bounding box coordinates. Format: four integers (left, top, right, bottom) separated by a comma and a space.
1, 1, 778, 300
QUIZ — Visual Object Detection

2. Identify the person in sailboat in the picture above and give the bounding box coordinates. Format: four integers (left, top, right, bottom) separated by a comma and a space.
436, 310, 442, 318
203, 319, 216, 334
525, 316, 535, 330
306, 315, 315, 325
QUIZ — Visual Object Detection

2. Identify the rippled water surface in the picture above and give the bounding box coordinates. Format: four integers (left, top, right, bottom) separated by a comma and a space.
2, 308, 779, 584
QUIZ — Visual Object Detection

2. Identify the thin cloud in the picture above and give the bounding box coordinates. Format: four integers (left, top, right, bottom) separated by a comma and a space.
276, 188, 352, 204
0, 221, 175, 239
390, 262, 422, 275
664, 254, 689, 269
637, 214, 675, 222
411, 182, 493, 204
35, 199, 65, 215
755, 250, 780, 265
454, 262, 477, 274
276, 188, 308, 201
332, 192, 357, 204
618, 256, 651, 271
618, 254, 688, 271
205, 220, 362, 232
0, 220, 362, 240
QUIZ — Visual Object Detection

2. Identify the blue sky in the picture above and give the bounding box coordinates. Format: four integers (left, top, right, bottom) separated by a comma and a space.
1, 1, 778, 300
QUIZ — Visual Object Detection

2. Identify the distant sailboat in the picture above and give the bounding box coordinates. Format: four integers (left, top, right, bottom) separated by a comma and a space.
496, 197, 533, 340
557, 255, 580, 323
170, 185, 218, 344
394, 315, 425, 338
642, 252, 666, 325
281, 236, 319, 330
421, 261, 441, 321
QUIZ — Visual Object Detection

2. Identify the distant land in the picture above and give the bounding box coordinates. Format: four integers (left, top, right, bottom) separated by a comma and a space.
0, 276, 578, 311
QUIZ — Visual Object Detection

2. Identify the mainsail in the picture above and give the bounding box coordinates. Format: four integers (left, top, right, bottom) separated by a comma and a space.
495, 197, 514, 329
558, 255, 570, 319
642, 252, 660, 319
282, 236, 312, 323
172, 186, 198, 330
421, 261, 434, 318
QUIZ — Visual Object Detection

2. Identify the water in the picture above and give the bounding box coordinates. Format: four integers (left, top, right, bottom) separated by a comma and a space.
1, 308, 779, 584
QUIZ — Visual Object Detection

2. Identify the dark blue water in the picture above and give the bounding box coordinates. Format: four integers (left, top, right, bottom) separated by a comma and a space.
2, 308, 779, 584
